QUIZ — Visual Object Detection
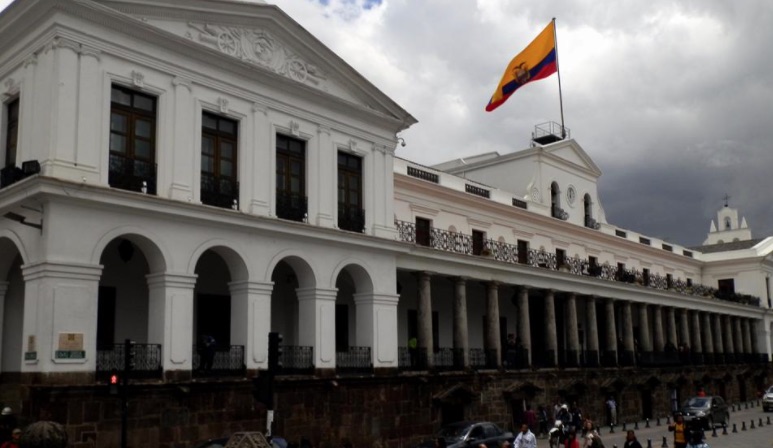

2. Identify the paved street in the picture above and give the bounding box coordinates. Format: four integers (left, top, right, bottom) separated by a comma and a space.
537, 402, 773, 448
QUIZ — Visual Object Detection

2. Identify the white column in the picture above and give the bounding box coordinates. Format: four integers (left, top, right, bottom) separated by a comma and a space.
229, 281, 273, 370
48, 38, 80, 178
453, 277, 469, 367
75, 45, 102, 180
0, 281, 8, 367
486, 282, 501, 367
353, 292, 399, 369
296, 287, 337, 369
373, 148, 398, 239
146, 273, 197, 374
21, 262, 102, 374
169, 77, 195, 201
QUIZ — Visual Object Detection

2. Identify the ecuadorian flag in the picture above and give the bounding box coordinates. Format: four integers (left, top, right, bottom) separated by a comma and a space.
486, 21, 557, 112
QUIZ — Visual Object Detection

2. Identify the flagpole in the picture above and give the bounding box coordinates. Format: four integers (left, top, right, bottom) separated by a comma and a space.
552, 17, 566, 139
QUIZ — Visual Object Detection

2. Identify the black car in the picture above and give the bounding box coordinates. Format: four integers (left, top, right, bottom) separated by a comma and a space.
418, 421, 514, 448
680, 396, 729, 429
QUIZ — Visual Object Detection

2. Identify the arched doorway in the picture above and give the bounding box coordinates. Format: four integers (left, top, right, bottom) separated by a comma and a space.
97, 236, 164, 379
270, 257, 315, 372
334, 264, 374, 372
0, 237, 24, 375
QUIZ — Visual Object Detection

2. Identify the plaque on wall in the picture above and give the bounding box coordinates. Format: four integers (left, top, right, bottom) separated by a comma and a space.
55, 350, 85, 359
24, 352, 37, 361
58, 333, 84, 351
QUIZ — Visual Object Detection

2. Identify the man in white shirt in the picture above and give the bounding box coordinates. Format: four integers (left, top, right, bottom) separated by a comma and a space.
512, 423, 537, 448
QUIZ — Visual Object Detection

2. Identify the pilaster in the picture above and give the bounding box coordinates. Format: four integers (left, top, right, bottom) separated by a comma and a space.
353, 292, 399, 368
229, 280, 274, 370
146, 272, 197, 374
296, 287, 338, 369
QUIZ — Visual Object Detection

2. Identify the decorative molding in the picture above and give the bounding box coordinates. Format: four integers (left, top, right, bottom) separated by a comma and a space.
252, 102, 267, 114
131, 70, 145, 88
289, 120, 300, 136
172, 76, 193, 92
187, 22, 327, 88
218, 97, 229, 113
52, 36, 81, 53
348, 139, 357, 152
317, 125, 330, 136
3, 78, 20, 100
24, 54, 38, 68
79, 45, 102, 61
373, 144, 392, 155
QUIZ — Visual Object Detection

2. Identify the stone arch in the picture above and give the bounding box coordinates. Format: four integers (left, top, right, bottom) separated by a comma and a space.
0, 234, 25, 374
91, 227, 169, 273
330, 260, 375, 294
187, 240, 250, 282
266, 251, 317, 289
0, 232, 27, 279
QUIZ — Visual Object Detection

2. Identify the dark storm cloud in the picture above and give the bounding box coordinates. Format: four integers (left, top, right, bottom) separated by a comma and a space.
272, 1, 773, 245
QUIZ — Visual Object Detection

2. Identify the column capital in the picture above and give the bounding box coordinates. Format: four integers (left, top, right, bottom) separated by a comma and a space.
519, 285, 531, 293
22, 261, 102, 282
146, 272, 198, 289
353, 292, 400, 306
228, 280, 274, 295
453, 276, 469, 285
296, 287, 337, 302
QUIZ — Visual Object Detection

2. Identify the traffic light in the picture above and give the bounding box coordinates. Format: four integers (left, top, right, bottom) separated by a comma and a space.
124, 339, 136, 374
268, 332, 283, 373
109, 371, 120, 395
252, 374, 274, 408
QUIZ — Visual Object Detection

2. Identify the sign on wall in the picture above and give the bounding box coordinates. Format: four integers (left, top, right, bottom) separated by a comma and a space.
55, 333, 85, 359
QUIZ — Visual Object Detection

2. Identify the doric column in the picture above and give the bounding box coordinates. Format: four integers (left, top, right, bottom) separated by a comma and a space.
296, 287, 338, 369
147, 272, 198, 375
585, 295, 600, 366
485, 281, 501, 367
742, 319, 752, 354
517, 286, 532, 366
353, 291, 400, 368
749, 319, 759, 354
604, 298, 618, 365
653, 305, 665, 352
229, 281, 274, 370
544, 289, 558, 366
453, 277, 469, 367
733, 317, 744, 355
417, 272, 434, 367
701, 312, 714, 360
638, 303, 652, 352
622, 301, 635, 364
723, 316, 735, 360
691, 311, 703, 357
679, 309, 691, 348
0, 281, 8, 368
666, 307, 678, 348
566, 293, 580, 366
712, 314, 724, 362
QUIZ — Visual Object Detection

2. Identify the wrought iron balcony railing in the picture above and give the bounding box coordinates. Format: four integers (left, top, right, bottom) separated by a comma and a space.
276, 189, 307, 222
278, 345, 314, 374
192, 345, 246, 377
336, 346, 372, 373
96, 343, 163, 380
201, 173, 239, 209
338, 203, 365, 233
109, 154, 157, 195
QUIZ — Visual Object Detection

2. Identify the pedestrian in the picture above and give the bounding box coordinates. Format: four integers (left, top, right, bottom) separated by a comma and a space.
0, 429, 21, 448
564, 429, 580, 448
200, 334, 216, 371
696, 387, 706, 397
581, 419, 603, 448
408, 336, 418, 367
605, 396, 617, 426
570, 404, 582, 432
512, 423, 537, 448
524, 405, 537, 434
667, 413, 687, 448
0, 408, 17, 443
622, 430, 641, 448
556, 404, 570, 426
537, 405, 548, 438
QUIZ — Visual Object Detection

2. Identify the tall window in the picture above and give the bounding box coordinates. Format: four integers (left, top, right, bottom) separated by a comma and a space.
550, 182, 561, 218
584, 194, 594, 228
472, 230, 485, 255
4, 98, 18, 168
517, 240, 529, 264
201, 112, 238, 209
109, 85, 157, 194
415, 217, 431, 247
275, 134, 306, 221
337, 152, 364, 232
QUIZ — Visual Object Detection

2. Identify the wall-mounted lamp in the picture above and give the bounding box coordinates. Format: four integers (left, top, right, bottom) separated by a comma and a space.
397, 137, 406, 147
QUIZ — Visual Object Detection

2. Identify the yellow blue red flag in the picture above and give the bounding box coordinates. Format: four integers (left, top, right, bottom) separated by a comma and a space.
486, 21, 557, 112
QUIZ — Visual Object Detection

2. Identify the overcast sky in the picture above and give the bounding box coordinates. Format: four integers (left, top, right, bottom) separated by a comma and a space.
2, 0, 770, 247
273, 0, 773, 247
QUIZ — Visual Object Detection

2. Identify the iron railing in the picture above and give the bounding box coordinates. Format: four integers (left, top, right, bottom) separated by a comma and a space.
276, 189, 307, 222
109, 154, 157, 195
278, 345, 314, 374
96, 343, 163, 380
192, 345, 246, 377
338, 203, 365, 233
336, 346, 372, 373
201, 173, 239, 209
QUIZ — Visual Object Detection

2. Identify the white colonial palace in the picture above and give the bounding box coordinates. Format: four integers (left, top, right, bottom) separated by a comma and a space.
0, 0, 770, 445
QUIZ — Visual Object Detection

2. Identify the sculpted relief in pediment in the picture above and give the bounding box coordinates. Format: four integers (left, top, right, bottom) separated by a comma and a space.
186, 22, 327, 88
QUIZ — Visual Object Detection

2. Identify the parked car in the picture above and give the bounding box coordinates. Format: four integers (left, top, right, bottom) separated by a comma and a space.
680, 396, 729, 429
417, 421, 514, 448
195, 437, 229, 448
763, 385, 773, 412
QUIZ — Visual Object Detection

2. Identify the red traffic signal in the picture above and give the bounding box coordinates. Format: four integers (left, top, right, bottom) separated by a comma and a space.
110, 374, 119, 385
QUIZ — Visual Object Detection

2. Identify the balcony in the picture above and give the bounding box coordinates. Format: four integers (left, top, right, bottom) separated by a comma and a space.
109, 154, 157, 195
96, 343, 163, 380
277, 345, 314, 375
192, 345, 246, 378
336, 346, 372, 374
276, 189, 307, 222
201, 173, 239, 209
338, 203, 365, 233
394, 219, 763, 307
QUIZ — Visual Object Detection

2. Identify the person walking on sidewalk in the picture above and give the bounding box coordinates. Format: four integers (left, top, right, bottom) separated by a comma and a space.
622, 430, 642, 448
668, 413, 687, 448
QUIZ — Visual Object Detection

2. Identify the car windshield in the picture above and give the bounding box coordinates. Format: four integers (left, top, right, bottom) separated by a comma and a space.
767, 386, 773, 394
437, 423, 471, 440
684, 397, 710, 408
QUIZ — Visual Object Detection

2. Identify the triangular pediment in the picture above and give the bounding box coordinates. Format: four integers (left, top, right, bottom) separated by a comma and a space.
541, 139, 602, 178
91, 0, 415, 124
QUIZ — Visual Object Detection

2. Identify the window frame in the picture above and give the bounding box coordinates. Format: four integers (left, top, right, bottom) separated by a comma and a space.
337, 151, 363, 210
275, 133, 306, 195
109, 84, 157, 163
4, 97, 19, 168
201, 111, 239, 181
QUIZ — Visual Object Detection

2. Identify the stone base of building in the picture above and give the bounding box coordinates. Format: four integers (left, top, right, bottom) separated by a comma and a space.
0, 365, 769, 448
